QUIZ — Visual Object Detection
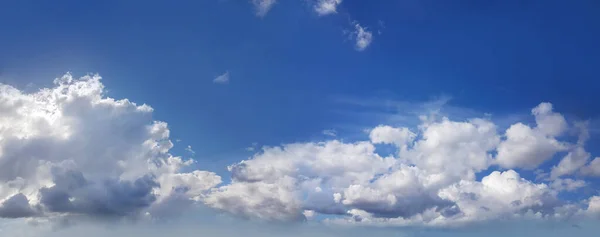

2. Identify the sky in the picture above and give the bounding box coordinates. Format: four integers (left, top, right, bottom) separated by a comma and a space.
1, 0, 600, 236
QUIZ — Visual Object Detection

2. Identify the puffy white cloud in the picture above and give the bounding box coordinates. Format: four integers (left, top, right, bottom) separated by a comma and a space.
550, 147, 590, 179
252, 0, 277, 17
352, 23, 373, 51
550, 178, 586, 192
581, 157, 600, 176
496, 103, 569, 169
587, 196, 600, 216
213, 71, 229, 84
339, 165, 454, 219
404, 118, 500, 185
203, 101, 600, 226
314, 0, 342, 16
369, 125, 415, 153
204, 177, 305, 222
438, 170, 558, 222
532, 103, 568, 137
206, 140, 395, 218
226, 140, 394, 186
0, 74, 220, 221
328, 171, 563, 227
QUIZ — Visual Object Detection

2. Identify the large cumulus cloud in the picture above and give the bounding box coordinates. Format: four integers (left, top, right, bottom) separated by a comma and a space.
2, 74, 599, 228
0, 74, 221, 221
205, 100, 599, 226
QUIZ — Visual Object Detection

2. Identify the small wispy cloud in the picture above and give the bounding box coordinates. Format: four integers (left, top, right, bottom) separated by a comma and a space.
252, 0, 277, 17
377, 20, 385, 35
185, 145, 196, 155
246, 142, 259, 151
314, 0, 342, 16
352, 23, 373, 51
213, 71, 230, 84
322, 129, 337, 137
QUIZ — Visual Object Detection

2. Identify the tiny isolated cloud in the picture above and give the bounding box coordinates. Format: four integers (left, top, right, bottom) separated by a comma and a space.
213, 71, 230, 84
351, 23, 373, 51
246, 142, 259, 151
322, 129, 337, 137
185, 145, 196, 155
314, 0, 342, 16
252, 0, 277, 17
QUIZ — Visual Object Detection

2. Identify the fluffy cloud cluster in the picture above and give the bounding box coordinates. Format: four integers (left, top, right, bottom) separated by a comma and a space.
1, 74, 599, 228
314, 0, 343, 16
206, 101, 599, 226
0, 74, 220, 221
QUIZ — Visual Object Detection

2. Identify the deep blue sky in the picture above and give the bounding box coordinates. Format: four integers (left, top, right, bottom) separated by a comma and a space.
1, 0, 599, 175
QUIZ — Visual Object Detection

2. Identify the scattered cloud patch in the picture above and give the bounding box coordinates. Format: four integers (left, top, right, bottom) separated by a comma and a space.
550, 147, 590, 179
322, 129, 337, 137
252, 0, 277, 17
314, 0, 342, 16
581, 157, 600, 176
213, 71, 230, 84
185, 145, 196, 155
246, 142, 259, 151
550, 178, 586, 192
352, 23, 373, 51
377, 20, 385, 35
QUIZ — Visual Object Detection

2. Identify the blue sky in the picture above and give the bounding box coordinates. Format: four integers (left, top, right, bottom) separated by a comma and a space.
1, 0, 600, 236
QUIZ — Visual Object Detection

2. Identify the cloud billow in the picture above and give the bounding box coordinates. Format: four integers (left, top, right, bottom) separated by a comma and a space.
0, 74, 599, 229
205, 101, 600, 226
0, 74, 221, 222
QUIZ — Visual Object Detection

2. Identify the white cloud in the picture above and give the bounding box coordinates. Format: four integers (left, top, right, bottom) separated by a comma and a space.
322, 129, 337, 137
0, 74, 220, 221
587, 196, 600, 217
204, 177, 305, 222
245, 142, 259, 151
1, 75, 598, 229
202, 102, 597, 226
405, 118, 499, 182
496, 103, 569, 169
185, 145, 195, 155
369, 125, 416, 152
352, 23, 373, 51
339, 165, 454, 219
581, 157, 600, 176
532, 102, 568, 137
303, 210, 315, 220
550, 147, 590, 179
438, 170, 558, 222
213, 71, 229, 84
205, 140, 395, 219
550, 178, 586, 192
252, 0, 277, 17
314, 0, 342, 16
